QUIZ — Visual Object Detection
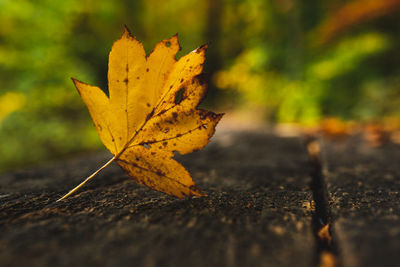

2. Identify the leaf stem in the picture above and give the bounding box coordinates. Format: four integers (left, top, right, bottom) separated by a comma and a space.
56, 156, 116, 202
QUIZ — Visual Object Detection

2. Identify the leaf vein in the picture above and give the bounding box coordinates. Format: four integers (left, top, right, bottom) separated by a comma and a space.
117, 159, 190, 188
127, 124, 204, 149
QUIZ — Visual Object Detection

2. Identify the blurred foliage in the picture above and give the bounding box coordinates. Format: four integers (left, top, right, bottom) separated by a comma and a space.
1, 0, 400, 170
215, 0, 400, 123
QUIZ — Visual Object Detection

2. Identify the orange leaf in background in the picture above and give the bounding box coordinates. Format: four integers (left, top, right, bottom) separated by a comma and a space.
314, 0, 400, 45
363, 123, 389, 147
319, 118, 352, 140
58, 27, 223, 201
317, 224, 332, 244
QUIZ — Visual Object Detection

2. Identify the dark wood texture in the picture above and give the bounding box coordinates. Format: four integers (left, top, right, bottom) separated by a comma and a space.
322, 136, 400, 267
0, 131, 314, 267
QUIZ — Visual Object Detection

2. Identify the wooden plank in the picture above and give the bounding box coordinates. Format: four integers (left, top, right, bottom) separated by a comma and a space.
0, 131, 314, 267
322, 136, 400, 267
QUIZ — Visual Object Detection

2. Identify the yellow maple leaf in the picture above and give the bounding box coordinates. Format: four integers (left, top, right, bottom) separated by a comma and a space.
58, 27, 223, 201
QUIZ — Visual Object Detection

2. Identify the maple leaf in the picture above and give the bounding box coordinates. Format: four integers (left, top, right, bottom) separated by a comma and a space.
58, 27, 223, 201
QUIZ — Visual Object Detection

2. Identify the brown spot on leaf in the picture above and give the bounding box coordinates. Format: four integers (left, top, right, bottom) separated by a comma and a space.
146, 103, 150, 107
172, 112, 178, 119
189, 185, 200, 192
143, 143, 151, 149
199, 111, 208, 120
124, 78, 129, 84
126, 64, 129, 72
146, 68, 149, 72
175, 88, 185, 104
146, 110, 154, 121
162, 141, 168, 146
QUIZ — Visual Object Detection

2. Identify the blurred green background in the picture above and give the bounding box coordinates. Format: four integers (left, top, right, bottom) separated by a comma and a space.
1, 0, 400, 171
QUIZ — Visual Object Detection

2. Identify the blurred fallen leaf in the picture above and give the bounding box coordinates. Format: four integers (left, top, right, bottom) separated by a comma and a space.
363, 123, 389, 147
318, 223, 332, 244
319, 118, 352, 140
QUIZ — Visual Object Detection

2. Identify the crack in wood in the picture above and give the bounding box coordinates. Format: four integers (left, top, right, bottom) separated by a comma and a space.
305, 136, 340, 267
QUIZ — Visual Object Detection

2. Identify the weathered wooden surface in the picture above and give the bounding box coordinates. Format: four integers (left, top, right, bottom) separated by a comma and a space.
0, 131, 314, 267
322, 136, 400, 267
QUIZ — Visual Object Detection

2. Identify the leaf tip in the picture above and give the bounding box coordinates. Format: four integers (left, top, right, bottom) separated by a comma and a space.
197, 43, 209, 53
70, 77, 89, 88
71, 77, 82, 94
215, 112, 225, 122
167, 33, 181, 51
70, 78, 95, 97
201, 110, 224, 123
188, 185, 207, 197
122, 25, 135, 39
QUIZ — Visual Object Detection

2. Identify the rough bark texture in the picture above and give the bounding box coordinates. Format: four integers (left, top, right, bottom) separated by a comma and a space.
0, 130, 314, 267
322, 135, 400, 267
